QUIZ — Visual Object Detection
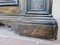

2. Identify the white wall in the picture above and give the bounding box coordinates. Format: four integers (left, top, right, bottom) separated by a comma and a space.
52, 0, 60, 39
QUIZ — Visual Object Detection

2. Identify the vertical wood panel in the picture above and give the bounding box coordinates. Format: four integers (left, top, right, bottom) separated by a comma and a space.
26, 0, 51, 15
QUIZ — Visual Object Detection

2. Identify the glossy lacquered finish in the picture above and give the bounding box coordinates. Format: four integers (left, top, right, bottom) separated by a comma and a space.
0, 0, 58, 40
15, 0, 58, 40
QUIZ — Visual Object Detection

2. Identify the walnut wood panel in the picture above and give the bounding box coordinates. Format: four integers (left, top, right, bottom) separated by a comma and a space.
0, 6, 20, 14
17, 24, 54, 39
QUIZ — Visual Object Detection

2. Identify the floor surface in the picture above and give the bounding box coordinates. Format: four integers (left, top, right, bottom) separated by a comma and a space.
0, 26, 59, 45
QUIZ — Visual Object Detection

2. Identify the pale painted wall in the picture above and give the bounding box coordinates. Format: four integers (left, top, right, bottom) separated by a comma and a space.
52, 0, 60, 39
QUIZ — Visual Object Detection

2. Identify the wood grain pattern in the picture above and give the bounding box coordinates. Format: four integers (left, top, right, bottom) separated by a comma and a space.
0, 6, 20, 14
17, 24, 55, 39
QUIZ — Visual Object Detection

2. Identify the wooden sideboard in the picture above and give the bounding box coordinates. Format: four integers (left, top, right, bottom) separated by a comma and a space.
0, 0, 58, 40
